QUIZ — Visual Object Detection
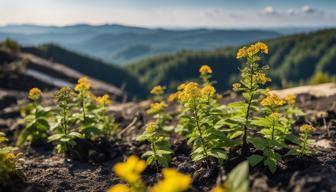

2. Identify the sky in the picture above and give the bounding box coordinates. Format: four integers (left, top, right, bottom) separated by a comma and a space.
1, 0, 336, 28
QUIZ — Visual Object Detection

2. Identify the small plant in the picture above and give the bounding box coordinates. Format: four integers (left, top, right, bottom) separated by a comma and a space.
94, 94, 119, 138
175, 66, 229, 162
137, 122, 172, 167
17, 88, 51, 146
0, 132, 20, 185
107, 155, 191, 192
74, 77, 101, 139
231, 42, 270, 154
138, 86, 172, 167
48, 87, 82, 153
212, 161, 249, 192
287, 124, 315, 157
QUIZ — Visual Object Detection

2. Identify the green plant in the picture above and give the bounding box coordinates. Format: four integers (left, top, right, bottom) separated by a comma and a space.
138, 86, 172, 167
17, 88, 51, 146
74, 77, 101, 139
94, 94, 119, 138
137, 122, 172, 167
230, 42, 271, 154
287, 124, 315, 157
0, 132, 20, 185
175, 66, 229, 162
48, 87, 82, 153
212, 161, 249, 192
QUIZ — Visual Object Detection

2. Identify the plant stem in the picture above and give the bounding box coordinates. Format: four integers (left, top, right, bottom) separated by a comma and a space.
193, 106, 208, 158
271, 120, 275, 141
242, 60, 255, 155
81, 92, 86, 121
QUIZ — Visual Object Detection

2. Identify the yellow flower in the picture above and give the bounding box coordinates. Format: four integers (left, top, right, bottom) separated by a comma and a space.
178, 82, 202, 103
145, 122, 157, 133
107, 184, 130, 192
28, 88, 42, 101
255, 72, 271, 84
299, 124, 315, 133
232, 83, 241, 91
201, 84, 216, 96
212, 186, 225, 192
114, 155, 146, 184
150, 168, 191, 192
254, 42, 269, 54
167, 92, 179, 102
236, 42, 268, 59
261, 93, 285, 107
147, 101, 168, 114
270, 112, 281, 119
177, 83, 188, 91
199, 65, 213, 75
284, 94, 296, 105
55, 87, 73, 105
75, 76, 91, 92
150, 85, 165, 95
236, 46, 247, 59
96, 94, 112, 105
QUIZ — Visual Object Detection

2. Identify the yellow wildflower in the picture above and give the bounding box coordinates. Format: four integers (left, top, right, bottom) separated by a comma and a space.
236, 42, 268, 59
261, 93, 285, 107
212, 186, 225, 192
150, 85, 165, 95
107, 184, 130, 192
255, 72, 271, 84
201, 84, 216, 96
147, 101, 168, 114
232, 83, 242, 91
254, 42, 269, 54
284, 94, 296, 105
150, 168, 191, 192
28, 88, 42, 101
177, 83, 188, 91
199, 65, 213, 74
236, 46, 247, 59
177, 82, 202, 103
75, 76, 91, 92
270, 112, 281, 119
299, 124, 315, 133
114, 155, 146, 184
96, 94, 112, 106
145, 122, 157, 133
167, 92, 179, 102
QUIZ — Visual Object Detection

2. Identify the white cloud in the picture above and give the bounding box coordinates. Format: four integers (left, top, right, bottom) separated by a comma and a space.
260, 6, 276, 15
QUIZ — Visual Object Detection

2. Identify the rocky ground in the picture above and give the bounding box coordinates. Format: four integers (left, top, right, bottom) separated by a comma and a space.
0, 83, 336, 192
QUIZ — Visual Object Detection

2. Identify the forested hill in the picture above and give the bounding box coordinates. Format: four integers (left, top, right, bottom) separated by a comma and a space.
126, 29, 336, 92
22, 44, 147, 98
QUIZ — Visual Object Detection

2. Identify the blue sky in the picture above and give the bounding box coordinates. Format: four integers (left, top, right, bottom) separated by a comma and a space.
1, 0, 336, 28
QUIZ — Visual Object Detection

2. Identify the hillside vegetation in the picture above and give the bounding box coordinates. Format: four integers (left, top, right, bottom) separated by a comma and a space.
126, 29, 336, 92
22, 44, 147, 98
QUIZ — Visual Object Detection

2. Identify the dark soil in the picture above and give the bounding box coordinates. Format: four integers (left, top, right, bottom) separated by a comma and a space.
1, 89, 336, 192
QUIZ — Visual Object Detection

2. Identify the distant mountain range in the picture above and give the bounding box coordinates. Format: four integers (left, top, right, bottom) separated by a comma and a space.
0, 24, 303, 64
126, 29, 336, 92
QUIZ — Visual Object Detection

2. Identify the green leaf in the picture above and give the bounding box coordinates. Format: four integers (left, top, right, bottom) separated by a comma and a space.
247, 154, 263, 167
226, 161, 249, 192
264, 158, 277, 174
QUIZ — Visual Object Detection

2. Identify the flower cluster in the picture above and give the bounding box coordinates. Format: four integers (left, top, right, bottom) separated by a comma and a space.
96, 94, 112, 106
199, 65, 213, 75
75, 76, 91, 92
150, 168, 191, 192
236, 42, 269, 59
299, 124, 315, 133
147, 101, 168, 114
284, 94, 296, 105
28, 88, 42, 101
150, 85, 165, 95
114, 155, 146, 184
261, 92, 285, 107
255, 72, 271, 84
